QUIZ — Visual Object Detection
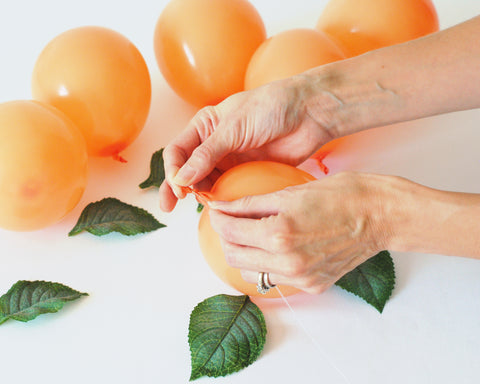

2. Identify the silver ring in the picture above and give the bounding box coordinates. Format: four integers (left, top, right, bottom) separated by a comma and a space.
257, 272, 276, 294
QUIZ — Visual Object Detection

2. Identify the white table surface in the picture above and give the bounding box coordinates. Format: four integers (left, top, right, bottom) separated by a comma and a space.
1, 1, 480, 383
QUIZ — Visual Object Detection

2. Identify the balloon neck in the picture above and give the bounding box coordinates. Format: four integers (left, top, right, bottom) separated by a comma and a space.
181, 186, 213, 206
112, 153, 128, 163
310, 150, 330, 175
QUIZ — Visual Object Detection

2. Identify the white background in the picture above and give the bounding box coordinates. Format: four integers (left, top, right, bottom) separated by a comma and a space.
1, 1, 480, 383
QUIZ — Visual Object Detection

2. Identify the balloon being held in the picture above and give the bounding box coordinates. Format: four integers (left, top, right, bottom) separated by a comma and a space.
196, 161, 315, 298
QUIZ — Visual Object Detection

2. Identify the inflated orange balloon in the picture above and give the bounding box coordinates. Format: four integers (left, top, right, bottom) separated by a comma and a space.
32, 26, 151, 159
245, 28, 345, 90
154, 0, 266, 107
197, 161, 316, 298
317, 0, 439, 57
0, 101, 88, 231
323, 31, 383, 58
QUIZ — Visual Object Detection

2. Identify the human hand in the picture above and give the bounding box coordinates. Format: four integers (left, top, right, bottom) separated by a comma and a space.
207, 172, 393, 294
159, 76, 336, 212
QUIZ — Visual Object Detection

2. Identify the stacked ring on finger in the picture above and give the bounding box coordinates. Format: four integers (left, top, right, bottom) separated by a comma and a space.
257, 272, 276, 294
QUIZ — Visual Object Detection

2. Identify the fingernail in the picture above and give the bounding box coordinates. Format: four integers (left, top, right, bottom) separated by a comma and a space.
172, 185, 186, 199
173, 163, 195, 186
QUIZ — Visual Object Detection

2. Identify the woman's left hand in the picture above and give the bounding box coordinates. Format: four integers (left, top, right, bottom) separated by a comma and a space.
208, 171, 394, 294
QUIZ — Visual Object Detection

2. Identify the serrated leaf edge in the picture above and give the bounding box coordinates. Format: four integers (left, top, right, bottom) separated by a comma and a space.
0, 280, 88, 325
68, 197, 165, 237
335, 251, 395, 313
188, 295, 266, 381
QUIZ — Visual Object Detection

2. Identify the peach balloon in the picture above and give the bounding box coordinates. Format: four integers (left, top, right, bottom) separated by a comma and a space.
0, 101, 88, 231
32, 26, 151, 159
154, 0, 266, 107
245, 28, 346, 90
197, 161, 316, 298
317, 0, 439, 57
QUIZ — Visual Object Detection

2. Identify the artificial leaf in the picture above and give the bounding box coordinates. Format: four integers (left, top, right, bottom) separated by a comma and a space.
139, 148, 165, 189
68, 197, 165, 237
197, 203, 204, 213
335, 250, 395, 313
0, 280, 87, 325
188, 294, 266, 381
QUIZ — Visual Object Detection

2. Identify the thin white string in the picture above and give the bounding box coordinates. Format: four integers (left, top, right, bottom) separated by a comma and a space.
275, 286, 353, 384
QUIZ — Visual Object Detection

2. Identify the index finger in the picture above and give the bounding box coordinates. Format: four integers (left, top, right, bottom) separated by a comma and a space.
163, 126, 202, 198
163, 106, 218, 193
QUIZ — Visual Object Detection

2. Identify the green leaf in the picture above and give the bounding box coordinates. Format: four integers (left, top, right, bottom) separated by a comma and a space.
335, 250, 395, 313
188, 294, 267, 381
0, 280, 88, 325
139, 148, 165, 189
68, 197, 165, 237
197, 203, 204, 213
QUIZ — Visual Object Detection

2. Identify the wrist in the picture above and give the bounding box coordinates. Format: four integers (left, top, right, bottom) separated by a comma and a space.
377, 177, 480, 257
352, 173, 435, 253
373, 175, 426, 253
298, 56, 405, 139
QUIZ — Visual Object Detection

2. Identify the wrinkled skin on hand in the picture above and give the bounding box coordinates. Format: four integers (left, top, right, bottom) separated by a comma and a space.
208, 172, 392, 294
159, 77, 335, 212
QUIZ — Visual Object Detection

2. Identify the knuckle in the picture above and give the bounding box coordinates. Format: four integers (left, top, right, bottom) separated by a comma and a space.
269, 217, 296, 253
195, 106, 219, 135
271, 233, 294, 253
236, 194, 255, 211
163, 141, 183, 160
210, 213, 236, 243
334, 170, 356, 179
221, 242, 239, 267
283, 257, 309, 278
191, 144, 215, 164
331, 171, 357, 186
199, 105, 217, 118
194, 105, 215, 122
220, 224, 237, 243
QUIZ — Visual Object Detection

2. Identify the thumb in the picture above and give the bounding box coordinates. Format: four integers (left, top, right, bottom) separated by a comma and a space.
173, 130, 232, 187
208, 192, 282, 219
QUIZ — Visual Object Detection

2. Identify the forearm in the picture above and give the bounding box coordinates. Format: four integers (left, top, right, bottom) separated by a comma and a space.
301, 15, 480, 137
376, 176, 480, 258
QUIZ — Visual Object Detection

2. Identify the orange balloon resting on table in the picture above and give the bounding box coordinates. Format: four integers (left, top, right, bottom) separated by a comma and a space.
32, 26, 151, 159
154, 0, 266, 107
197, 161, 316, 298
245, 28, 346, 90
0, 101, 88, 231
322, 30, 384, 58
317, 0, 439, 57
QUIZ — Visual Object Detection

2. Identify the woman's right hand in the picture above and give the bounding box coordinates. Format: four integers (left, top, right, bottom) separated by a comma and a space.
160, 75, 337, 212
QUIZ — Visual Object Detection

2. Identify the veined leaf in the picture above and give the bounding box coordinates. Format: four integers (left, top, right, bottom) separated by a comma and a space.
188, 294, 266, 381
335, 250, 395, 313
0, 280, 87, 325
139, 148, 165, 189
69, 197, 165, 237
